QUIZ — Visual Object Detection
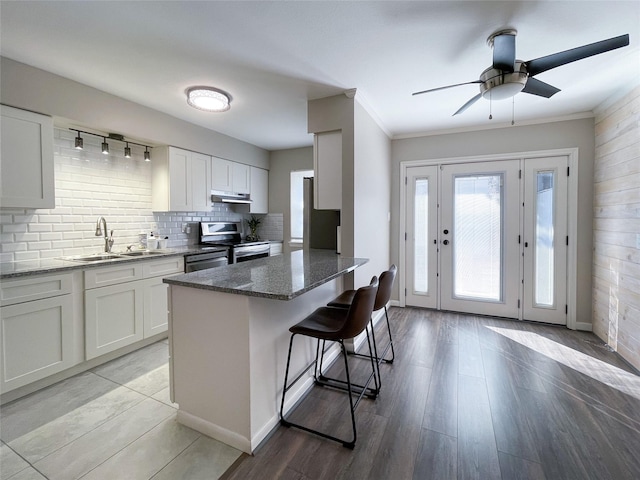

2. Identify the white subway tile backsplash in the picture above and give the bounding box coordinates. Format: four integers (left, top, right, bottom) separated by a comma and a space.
1, 127, 263, 261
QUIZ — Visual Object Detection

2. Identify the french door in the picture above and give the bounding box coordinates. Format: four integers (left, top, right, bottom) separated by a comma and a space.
405, 156, 568, 324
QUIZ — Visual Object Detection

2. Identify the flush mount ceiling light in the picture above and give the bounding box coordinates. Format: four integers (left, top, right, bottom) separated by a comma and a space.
186, 86, 231, 112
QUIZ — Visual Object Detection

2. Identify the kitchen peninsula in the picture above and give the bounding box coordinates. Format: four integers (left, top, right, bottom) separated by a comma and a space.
164, 249, 367, 453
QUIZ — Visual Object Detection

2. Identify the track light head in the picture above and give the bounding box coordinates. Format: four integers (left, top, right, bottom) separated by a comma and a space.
101, 138, 109, 155
144, 147, 151, 162
74, 131, 83, 150
124, 142, 131, 158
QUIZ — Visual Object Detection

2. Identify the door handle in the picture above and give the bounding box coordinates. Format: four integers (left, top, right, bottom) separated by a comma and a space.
443, 239, 449, 245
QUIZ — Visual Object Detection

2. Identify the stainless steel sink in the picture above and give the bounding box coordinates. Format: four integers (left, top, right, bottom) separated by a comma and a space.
62, 253, 124, 262
118, 250, 166, 257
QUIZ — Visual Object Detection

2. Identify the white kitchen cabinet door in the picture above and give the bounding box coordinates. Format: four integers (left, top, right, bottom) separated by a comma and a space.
85, 282, 144, 360
211, 157, 233, 191
191, 152, 211, 211
233, 162, 251, 194
313, 131, 342, 210
0, 295, 74, 392
0, 105, 55, 209
152, 146, 212, 212
168, 148, 191, 211
249, 167, 269, 214
143, 277, 169, 337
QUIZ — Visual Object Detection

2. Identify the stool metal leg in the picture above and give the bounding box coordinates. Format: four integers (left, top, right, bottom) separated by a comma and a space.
280, 336, 360, 448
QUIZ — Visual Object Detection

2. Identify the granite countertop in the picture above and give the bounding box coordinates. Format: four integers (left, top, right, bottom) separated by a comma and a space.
0, 246, 212, 279
164, 249, 368, 300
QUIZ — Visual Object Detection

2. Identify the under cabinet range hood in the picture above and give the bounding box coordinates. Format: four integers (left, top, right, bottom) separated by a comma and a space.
211, 190, 252, 204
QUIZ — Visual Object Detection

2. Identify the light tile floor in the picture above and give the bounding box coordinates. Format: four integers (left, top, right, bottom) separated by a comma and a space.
0, 340, 243, 480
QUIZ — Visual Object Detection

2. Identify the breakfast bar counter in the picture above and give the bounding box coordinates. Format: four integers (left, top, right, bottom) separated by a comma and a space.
163, 249, 368, 453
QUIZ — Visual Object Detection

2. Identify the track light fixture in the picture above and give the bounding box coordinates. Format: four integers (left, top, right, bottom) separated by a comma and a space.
74, 130, 83, 149
69, 129, 152, 161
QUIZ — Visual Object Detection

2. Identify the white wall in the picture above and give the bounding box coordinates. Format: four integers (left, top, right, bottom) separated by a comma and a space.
268, 147, 313, 254
307, 92, 391, 289
391, 118, 596, 326
353, 101, 391, 287
0, 57, 269, 169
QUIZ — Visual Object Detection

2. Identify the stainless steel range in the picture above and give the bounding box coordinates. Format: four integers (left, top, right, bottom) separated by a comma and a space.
200, 222, 270, 264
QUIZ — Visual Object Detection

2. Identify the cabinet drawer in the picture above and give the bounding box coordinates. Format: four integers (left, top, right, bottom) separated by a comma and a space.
143, 257, 184, 278
1, 295, 74, 392
84, 264, 144, 289
1, 273, 73, 306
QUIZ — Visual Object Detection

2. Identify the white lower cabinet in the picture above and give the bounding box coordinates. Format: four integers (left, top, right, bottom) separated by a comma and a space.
84, 258, 183, 360
143, 277, 170, 337
0, 293, 74, 392
85, 281, 145, 360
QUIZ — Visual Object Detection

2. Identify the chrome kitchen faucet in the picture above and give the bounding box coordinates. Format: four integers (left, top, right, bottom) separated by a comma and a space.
95, 216, 114, 252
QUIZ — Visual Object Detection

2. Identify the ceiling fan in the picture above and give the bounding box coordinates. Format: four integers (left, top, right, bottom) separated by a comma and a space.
412, 30, 630, 116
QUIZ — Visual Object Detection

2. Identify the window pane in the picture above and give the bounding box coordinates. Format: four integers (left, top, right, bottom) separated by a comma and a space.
535, 171, 554, 306
453, 174, 502, 301
414, 178, 429, 293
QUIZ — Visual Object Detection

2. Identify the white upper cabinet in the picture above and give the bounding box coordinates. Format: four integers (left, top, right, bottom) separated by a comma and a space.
232, 162, 251, 194
0, 105, 55, 209
211, 156, 251, 194
211, 157, 233, 191
152, 146, 211, 212
250, 167, 268, 214
313, 130, 342, 210
190, 152, 211, 211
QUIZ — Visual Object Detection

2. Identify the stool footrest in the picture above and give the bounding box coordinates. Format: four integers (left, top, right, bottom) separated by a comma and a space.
316, 374, 379, 400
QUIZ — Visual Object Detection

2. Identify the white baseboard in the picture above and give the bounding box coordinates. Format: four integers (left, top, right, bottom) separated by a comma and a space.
177, 410, 251, 454
575, 322, 593, 332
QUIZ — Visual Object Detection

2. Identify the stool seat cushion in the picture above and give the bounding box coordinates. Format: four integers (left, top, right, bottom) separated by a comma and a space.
327, 290, 356, 308
289, 306, 350, 340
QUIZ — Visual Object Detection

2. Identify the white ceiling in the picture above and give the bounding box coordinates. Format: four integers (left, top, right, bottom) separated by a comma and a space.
1, 1, 639, 151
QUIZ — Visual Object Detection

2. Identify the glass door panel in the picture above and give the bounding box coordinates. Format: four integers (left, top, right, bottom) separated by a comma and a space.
453, 174, 502, 301
406, 166, 438, 309
523, 156, 568, 324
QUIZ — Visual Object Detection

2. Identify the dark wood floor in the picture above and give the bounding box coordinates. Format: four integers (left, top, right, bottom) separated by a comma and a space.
222, 307, 640, 480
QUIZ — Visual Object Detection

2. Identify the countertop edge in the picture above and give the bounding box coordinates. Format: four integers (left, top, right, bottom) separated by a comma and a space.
0, 248, 195, 279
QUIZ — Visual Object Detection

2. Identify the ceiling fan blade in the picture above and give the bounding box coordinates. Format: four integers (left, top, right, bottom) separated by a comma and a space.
453, 93, 482, 116
526, 34, 629, 77
522, 77, 561, 98
413, 80, 482, 96
493, 33, 516, 72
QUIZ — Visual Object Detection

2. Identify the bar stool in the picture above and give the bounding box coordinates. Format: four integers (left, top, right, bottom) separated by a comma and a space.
279, 277, 379, 449
327, 265, 397, 366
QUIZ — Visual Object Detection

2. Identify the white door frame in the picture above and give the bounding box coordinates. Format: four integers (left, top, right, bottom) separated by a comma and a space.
398, 147, 580, 330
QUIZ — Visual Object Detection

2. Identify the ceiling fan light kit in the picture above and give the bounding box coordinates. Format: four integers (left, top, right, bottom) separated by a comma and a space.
413, 31, 630, 117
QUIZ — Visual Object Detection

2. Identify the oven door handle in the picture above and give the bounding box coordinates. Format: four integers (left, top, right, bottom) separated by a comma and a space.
235, 245, 270, 256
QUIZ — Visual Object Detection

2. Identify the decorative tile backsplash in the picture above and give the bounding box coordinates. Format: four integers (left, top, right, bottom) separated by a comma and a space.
0, 128, 282, 263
